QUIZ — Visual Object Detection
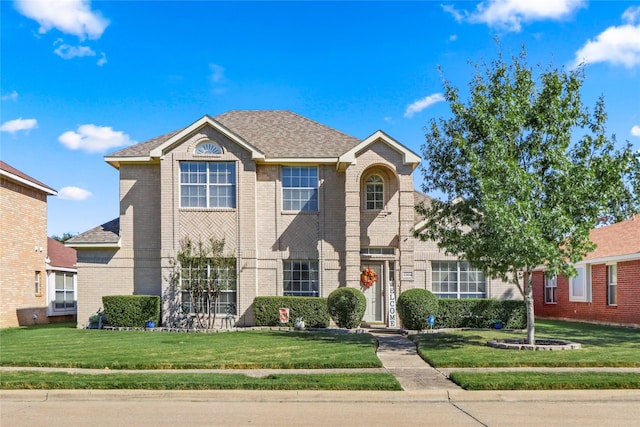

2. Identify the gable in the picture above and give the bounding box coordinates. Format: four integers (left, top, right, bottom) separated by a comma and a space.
337, 130, 420, 172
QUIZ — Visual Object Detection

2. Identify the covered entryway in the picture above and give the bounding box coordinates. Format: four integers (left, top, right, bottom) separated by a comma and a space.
361, 263, 384, 323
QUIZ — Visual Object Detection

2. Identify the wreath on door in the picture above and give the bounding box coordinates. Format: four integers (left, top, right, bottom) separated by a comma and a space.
360, 268, 377, 289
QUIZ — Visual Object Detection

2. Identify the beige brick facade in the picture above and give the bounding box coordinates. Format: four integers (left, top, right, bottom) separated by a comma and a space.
0, 172, 53, 327
70, 112, 519, 328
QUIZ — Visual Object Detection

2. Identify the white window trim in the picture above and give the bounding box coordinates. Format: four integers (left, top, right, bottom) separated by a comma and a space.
569, 265, 592, 302
607, 263, 617, 306
281, 166, 319, 212
544, 274, 557, 304
47, 271, 77, 316
179, 161, 237, 209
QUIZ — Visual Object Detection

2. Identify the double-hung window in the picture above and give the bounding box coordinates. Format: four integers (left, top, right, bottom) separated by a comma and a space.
181, 259, 237, 315
569, 265, 591, 302
431, 261, 486, 298
607, 264, 617, 306
365, 175, 384, 210
544, 274, 557, 303
54, 272, 75, 310
283, 260, 319, 297
282, 166, 318, 212
180, 162, 236, 208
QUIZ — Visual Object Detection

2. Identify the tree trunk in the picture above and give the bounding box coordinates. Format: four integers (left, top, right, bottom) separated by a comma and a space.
524, 269, 535, 344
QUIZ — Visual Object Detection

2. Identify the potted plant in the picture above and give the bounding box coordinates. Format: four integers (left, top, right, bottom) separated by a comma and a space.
294, 317, 305, 331
492, 319, 503, 329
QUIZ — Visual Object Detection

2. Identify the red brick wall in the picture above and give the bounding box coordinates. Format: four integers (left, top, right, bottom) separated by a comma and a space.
533, 259, 640, 326
0, 177, 49, 328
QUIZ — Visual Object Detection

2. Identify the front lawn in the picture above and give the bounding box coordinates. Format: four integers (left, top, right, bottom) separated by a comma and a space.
0, 371, 401, 391
0, 325, 381, 369
449, 371, 640, 390
411, 320, 640, 368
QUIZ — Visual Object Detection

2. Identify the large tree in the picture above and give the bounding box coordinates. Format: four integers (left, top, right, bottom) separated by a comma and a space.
415, 49, 639, 344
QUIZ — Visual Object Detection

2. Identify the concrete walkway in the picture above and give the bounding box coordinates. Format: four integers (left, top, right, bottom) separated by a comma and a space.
368, 330, 460, 391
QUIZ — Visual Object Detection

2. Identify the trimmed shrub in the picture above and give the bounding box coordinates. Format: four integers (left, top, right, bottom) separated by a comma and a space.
327, 287, 366, 329
102, 295, 161, 327
253, 296, 330, 328
434, 299, 526, 329
396, 288, 439, 330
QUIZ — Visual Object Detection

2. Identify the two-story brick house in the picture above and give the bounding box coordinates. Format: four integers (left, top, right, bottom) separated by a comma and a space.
0, 161, 59, 327
68, 111, 517, 327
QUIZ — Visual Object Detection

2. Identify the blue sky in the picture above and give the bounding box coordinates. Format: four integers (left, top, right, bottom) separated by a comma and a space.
2, 0, 639, 237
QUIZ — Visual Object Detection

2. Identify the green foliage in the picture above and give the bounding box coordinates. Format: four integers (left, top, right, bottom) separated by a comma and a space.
326, 287, 367, 329
415, 46, 638, 343
102, 295, 160, 328
433, 299, 526, 329
253, 296, 330, 328
166, 236, 234, 329
396, 288, 439, 330
50, 232, 78, 243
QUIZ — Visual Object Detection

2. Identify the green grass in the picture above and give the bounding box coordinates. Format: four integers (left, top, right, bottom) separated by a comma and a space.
0, 325, 381, 369
449, 371, 640, 390
0, 371, 401, 391
411, 320, 640, 368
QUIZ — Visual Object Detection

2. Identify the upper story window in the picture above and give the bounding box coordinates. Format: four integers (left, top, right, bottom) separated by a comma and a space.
282, 166, 318, 212
194, 141, 222, 155
180, 161, 236, 208
365, 175, 384, 210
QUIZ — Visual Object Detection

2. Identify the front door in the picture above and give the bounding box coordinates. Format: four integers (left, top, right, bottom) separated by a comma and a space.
361, 263, 383, 323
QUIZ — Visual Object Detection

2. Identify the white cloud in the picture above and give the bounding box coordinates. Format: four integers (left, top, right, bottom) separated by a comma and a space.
210, 63, 225, 83
15, 0, 109, 40
54, 42, 96, 59
449, 34, 458, 42
443, 0, 585, 32
631, 125, 640, 137
622, 5, 640, 24
58, 124, 136, 152
572, 7, 640, 69
1, 91, 19, 101
404, 93, 445, 118
58, 186, 92, 200
572, 24, 640, 69
0, 118, 38, 134
97, 52, 107, 66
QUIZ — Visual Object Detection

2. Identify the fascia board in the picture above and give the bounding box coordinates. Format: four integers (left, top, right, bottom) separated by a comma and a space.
104, 156, 152, 169
338, 130, 421, 167
0, 169, 57, 196
149, 115, 265, 160
65, 241, 121, 249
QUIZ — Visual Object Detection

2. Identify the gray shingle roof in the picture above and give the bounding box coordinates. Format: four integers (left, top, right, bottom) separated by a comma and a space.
66, 218, 120, 246
107, 111, 361, 159
214, 110, 360, 158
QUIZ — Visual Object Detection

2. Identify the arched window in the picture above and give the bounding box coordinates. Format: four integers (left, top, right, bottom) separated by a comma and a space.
194, 141, 222, 155
365, 175, 384, 210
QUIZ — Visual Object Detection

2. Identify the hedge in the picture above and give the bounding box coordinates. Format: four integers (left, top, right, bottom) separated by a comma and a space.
102, 295, 161, 328
253, 296, 330, 328
431, 298, 526, 329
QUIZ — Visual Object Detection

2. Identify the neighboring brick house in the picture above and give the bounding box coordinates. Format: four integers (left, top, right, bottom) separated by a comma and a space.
0, 161, 57, 327
533, 215, 640, 327
67, 111, 517, 328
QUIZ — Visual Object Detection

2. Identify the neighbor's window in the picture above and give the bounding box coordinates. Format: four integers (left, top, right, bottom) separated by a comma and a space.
365, 175, 384, 210
180, 162, 236, 208
181, 259, 237, 315
431, 261, 486, 298
283, 260, 319, 297
607, 264, 617, 306
544, 274, 557, 304
569, 265, 591, 302
35, 271, 41, 295
282, 166, 318, 211
54, 272, 76, 310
